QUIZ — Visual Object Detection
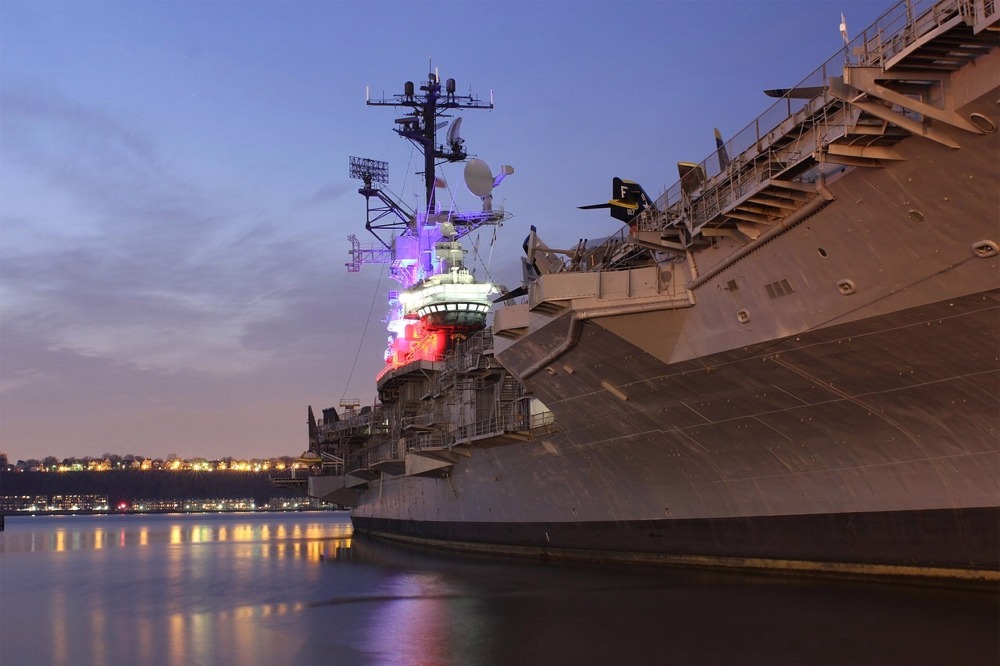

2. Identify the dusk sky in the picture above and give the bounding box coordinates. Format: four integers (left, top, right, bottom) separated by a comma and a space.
1, 0, 887, 462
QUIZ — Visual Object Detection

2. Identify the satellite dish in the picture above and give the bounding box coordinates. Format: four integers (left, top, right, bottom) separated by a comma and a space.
446, 117, 463, 146
493, 164, 514, 188
464, 158, 494, 198
440, 221, 456, 238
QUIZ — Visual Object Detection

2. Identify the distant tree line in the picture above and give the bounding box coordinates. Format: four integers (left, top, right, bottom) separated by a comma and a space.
0, 470, 300, 507
1, 452, 299, 473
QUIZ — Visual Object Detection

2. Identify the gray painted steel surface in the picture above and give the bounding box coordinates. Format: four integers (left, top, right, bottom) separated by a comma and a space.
303, 0, 1000, 581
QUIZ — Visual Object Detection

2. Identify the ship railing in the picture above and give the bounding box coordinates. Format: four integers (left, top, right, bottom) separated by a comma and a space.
345, 455, 365, 475
453, 377, 489, 391
401, 407, 449, 430
451, 408, 555, 442
318, 452, 345, 475
339, 409, 377, 428
655, 141, 827, 235
434, 374, 488, 393
319, 409, 380, 438
320, 462, 345, 476
344, 412, 557, 462
625, 0, 960, 246
449, 329, 495, 373
269, 468, 319, 483
973, 0, 998, 29
528, 410, 556, 431
564, 225, 682, 275
431, 329, 497, 393
439, 206, 511, 234
852, 0, 971, 68
376, 349, 446, 383
406, 432, 451, 451
455, 416, 505, 442
362, 443, 400, 467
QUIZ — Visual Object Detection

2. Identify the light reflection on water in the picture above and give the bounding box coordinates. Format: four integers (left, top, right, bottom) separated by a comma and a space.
3, 513, 349, 556
366, 571, 465, 666
1, 512, 996, 666
1, 513, 354, 666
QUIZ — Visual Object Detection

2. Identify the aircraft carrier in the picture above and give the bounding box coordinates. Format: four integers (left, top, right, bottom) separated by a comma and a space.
292, 0, 999, 582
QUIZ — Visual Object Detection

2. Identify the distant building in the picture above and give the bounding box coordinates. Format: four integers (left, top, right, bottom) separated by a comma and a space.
0, 495, 49, 511
128, 498, 257, 512
50, 494, 109, 511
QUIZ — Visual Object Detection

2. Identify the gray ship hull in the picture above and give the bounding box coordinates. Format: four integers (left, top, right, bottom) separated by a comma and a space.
351, 289, 998, 577
353, 508, 996, 573
305, 0, 1000, 582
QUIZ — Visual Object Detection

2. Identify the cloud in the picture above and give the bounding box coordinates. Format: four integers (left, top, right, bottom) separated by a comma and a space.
310, 180, 354, 204
0, 86, 332, 378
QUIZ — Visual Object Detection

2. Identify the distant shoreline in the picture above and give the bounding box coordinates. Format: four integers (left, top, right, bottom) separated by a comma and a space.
1, 508, 339, 518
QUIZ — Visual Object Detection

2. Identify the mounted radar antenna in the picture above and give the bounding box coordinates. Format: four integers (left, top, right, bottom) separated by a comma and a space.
446, 117, 464, 156
349, 155, 413, 250
464, 158, 494, 198
349, 155, 388, 190
464, 157, 515, 212
352, 69, 512, 294
367, 71, 493, 217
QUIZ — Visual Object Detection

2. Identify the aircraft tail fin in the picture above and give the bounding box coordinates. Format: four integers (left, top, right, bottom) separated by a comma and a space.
764, 86, 826, 99
579, 177, 652, 224
714, 128, 730, 171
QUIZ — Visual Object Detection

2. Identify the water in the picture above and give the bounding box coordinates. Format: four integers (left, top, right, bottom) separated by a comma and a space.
0, 512, 996, 666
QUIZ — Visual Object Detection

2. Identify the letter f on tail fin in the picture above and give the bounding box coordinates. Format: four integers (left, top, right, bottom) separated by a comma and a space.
578, 177, 652, 224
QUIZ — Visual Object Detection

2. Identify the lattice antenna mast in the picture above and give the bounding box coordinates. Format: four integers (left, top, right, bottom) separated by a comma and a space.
367, 71, 493, 215
348, 156, 412, 250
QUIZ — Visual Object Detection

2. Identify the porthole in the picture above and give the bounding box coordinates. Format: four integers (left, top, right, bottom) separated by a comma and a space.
837, 279, 857, 295
972, 240, 998, 258
970, 112, 997, 133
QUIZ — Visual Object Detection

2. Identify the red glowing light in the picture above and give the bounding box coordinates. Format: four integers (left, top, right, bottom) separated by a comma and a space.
380, 320, 449, 377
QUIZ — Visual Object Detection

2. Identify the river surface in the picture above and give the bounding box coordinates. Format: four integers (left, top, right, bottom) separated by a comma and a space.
0, 512, 996, 666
